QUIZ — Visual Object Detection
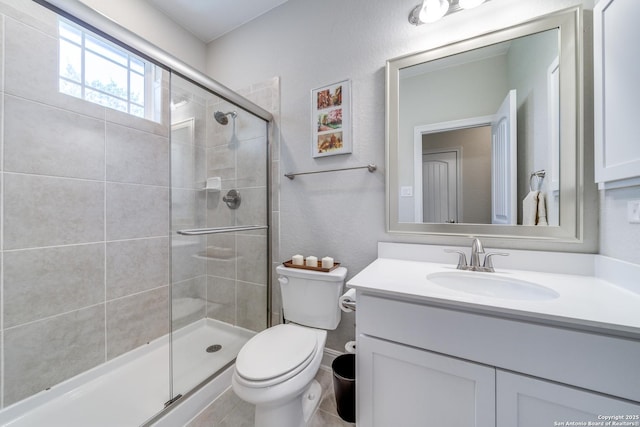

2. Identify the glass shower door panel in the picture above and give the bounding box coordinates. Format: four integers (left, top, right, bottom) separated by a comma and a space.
169, 73, 269, 399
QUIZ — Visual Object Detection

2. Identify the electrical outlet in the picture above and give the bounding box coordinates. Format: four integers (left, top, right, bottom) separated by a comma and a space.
400, 186, 413, 197
627, 200, 640, 224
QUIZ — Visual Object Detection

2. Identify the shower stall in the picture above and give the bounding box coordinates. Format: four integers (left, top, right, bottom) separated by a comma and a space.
168, 74, 271, 403
0, 0, 272, 425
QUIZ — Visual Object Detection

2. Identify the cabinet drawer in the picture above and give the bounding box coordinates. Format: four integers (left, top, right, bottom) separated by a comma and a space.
357, 293, 640, 402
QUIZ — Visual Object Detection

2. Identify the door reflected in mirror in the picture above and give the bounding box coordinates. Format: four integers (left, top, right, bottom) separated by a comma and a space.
398, 28, 559, 226
421, 126, 490, 224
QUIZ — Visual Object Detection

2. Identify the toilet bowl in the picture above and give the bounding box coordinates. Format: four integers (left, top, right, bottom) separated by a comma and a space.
232, 265, 347, 427
232, 324, 326, 426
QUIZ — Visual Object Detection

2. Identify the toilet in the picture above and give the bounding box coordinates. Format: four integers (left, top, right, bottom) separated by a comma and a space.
232, 264, 347, 427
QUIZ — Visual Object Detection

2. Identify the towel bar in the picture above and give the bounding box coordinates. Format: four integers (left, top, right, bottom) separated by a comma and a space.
285, 164, 376, 180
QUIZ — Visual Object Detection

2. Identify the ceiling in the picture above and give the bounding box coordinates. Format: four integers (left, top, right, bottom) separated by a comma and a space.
147, 0, 289, 44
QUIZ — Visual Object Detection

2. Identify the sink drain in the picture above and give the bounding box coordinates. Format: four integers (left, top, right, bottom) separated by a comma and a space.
206, 344, 222, 353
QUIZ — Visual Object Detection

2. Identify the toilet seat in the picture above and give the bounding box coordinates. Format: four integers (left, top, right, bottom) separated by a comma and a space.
235, 324, 319, 387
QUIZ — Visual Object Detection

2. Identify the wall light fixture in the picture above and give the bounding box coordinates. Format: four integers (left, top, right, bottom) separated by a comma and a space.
409, 0, 488, 25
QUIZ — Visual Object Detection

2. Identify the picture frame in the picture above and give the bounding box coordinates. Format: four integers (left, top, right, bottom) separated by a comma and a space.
311, 79, 352, 158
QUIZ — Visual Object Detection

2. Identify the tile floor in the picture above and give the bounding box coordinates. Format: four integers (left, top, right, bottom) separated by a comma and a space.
185, 367, 355, 427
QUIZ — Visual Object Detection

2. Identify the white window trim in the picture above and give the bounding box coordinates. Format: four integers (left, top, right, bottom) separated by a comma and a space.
58, 18, 160, 121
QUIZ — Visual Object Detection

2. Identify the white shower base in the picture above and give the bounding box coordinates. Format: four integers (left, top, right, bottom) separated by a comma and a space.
0, 319, 253, 427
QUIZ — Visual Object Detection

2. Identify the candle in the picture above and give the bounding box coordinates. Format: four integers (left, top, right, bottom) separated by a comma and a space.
305, 256, 318, 267
292, 254, 304, 266
321, 256, 334, 269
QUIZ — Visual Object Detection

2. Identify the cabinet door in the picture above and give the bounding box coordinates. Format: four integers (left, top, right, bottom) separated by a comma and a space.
594, 0, 640, 187
357, 335, 495, 427
497, 370, 640, 427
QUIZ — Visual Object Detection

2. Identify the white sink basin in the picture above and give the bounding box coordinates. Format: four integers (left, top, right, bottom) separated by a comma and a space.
427, 271, 560, 301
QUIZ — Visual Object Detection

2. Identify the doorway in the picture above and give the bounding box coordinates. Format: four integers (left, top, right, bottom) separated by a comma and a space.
422, 150, 459, 223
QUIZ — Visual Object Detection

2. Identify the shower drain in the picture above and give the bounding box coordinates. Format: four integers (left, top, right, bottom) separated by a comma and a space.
206, 344, 222, 353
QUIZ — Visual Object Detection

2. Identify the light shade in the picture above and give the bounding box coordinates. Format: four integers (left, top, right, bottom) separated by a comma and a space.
458, 0, 486, 9
418, 0, 450, 23
409, 0, 489, 26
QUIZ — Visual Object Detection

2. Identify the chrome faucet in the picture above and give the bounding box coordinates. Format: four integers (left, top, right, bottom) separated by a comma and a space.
469, 238, 484, 269
445, 237, 509, 272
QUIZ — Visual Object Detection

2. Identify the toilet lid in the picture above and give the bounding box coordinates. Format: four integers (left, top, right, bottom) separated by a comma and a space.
236, 324, 318, 382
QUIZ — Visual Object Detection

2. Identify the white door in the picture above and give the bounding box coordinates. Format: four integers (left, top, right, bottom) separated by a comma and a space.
547, 57, 560, 226
497, 370, 640, 427
491, 89, 517, 224
422, 151, 458, 223
358, 335, 496, 427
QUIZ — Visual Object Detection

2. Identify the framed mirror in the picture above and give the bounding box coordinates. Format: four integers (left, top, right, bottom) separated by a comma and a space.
386, 7, 597, 251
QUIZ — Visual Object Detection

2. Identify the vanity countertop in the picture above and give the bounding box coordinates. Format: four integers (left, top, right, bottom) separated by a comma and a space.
347, 257, 640, 339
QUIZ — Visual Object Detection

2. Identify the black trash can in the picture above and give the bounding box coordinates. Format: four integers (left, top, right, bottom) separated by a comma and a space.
332, 353, 356, 422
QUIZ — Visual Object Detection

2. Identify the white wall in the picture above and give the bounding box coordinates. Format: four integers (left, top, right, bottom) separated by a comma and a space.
506, 29, 560, 223
205, 0, 603, 350
600, 187, 640, 264
77, 0, 206, 72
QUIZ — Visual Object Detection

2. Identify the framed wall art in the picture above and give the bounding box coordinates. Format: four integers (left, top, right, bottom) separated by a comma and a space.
311, 79, 352, 158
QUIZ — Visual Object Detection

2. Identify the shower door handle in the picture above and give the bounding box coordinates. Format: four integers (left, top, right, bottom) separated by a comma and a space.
176, 225, 267, 236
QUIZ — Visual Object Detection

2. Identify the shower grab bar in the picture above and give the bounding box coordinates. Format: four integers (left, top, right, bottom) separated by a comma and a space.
285, 164, 377, 180
177, 225, 268, 236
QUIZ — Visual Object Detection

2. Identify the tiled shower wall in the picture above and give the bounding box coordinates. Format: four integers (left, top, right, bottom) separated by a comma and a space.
204, 91, 270, 333
170, 76, 280, 333
0, 1, 171, 406
235, 79, 283, 328
170, 79, 212, 330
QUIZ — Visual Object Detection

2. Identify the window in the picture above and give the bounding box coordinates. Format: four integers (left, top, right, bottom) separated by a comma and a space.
58, 19, 162, 122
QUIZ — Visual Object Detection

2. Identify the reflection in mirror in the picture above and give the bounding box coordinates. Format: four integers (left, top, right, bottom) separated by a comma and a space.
386, 7, 598, 252
398, 29, 559, 226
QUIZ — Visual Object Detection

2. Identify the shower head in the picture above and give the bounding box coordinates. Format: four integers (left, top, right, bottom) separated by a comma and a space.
214, 111, 237, 125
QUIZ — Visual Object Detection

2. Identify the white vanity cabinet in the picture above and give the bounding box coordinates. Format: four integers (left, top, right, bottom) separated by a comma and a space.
496, 371, 640, 427
356, 292, 640, 426
358, 335, 495, 426
594, 0, 640, 187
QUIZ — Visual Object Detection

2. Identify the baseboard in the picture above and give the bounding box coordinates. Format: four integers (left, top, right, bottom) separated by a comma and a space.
321, 347, 344, 370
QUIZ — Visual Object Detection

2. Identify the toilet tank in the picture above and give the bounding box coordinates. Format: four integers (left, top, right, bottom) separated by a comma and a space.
276, 265, 347, 330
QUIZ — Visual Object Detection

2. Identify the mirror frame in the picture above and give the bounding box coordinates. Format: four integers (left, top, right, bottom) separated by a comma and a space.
386, 7, 597, 252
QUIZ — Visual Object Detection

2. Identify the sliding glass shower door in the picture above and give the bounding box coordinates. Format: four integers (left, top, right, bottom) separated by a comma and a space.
169, 74, 270, 399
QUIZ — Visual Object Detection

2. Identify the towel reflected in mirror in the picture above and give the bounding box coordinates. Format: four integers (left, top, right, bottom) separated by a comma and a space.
523, 191, 548, 226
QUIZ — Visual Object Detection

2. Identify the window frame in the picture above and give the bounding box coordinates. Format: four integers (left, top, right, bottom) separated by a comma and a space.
58, 18, 160, 122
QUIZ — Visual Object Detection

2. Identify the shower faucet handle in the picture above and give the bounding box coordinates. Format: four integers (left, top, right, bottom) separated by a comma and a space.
222, 189, 241, 209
